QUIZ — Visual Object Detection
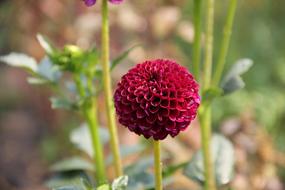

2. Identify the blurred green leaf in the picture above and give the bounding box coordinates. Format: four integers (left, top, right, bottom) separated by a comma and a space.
0, 52, 38, 72
162, 161, 188, 178
221, 59, 253, 94
37, 57, 62, 82
27, 77, 49, 85
110, 45, 140, 71
203, 87, 223, 104
183, 134, 235, 186
106, 144, 146, 165
70, 124, 109, 158
51, 157, 94, 172
37, 34, 56, 55
46, 171, 93, 190
112, 176, 128, 190
97, 184, 110, 190
50, 97, 77, 110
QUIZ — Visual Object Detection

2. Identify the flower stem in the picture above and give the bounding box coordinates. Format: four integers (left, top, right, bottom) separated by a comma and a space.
212, 0, 238, 86
199, 106, 216, 190
202, 0, 214, 89
153, 140, 162, 190
193, 0, 203, 80
84, 99, 107, 185
200, 0, 216, 189
74, 74, 107, 185
101, 0, 123, 177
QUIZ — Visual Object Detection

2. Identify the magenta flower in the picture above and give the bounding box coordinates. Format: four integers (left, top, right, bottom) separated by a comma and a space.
114, 59, 200, 140
83, 0, 123, 7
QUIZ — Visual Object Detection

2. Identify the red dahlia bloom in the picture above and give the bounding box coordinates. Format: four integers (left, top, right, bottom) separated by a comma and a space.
114, 59, 200, 140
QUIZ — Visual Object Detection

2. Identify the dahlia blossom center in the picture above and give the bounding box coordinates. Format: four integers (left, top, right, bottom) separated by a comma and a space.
114, 59, 200, 140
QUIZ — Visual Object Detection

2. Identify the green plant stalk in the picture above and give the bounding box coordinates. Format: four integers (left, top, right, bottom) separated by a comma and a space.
200, 0, 216, 189
212, 0, 238, 86
84, 100, 107, 185
199, 106, 215, 190
193, 0, 203, 80
74, 74, 107, 184
101, 0, 123, 177
153, 140, 162, 190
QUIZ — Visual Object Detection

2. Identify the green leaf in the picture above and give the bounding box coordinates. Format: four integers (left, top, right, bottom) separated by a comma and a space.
221, 59, 253, 95
0, 52, 38, 72
70, 124, 109, 158
110, 45, 141, 71
37, 34, 56, 55
27, 77, 49, 85
50, 157, 94, 172
183, 134, 235, 186
112, 176, 128, 190
202, 87, 223, 104
97, 184, 110, 190
127, 171, 154, 190
106, 144, 146, 165
46, 171, 93, 190
37, 57, 62, 82
50, 97, 77, 110
162, 161, 188, 178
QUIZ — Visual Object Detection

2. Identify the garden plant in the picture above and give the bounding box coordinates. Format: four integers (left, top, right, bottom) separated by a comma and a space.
0, 0, 256, 190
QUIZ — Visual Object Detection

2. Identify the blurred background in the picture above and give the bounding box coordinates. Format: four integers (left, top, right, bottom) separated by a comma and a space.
0, 0, 285, 189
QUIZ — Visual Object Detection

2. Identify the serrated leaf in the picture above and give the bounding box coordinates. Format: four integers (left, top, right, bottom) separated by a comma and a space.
183, 134, 235, 186
0, 53, 38, 72
221, 59, 253, 94
50, 157, 94, 172
110, 45, 141, 71
37, 34, 55, 55
37, 57, 62, 82
112, 176, 128, 190
46, 171, 92, 190
70, 124, 109, 158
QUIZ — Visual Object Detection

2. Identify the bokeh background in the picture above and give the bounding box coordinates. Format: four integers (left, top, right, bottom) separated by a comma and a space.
0, 0, 285, 189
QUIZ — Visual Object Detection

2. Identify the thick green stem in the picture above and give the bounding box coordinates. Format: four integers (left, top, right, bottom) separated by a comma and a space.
74, 74, 107, 185
199, 106, 215, 190
101, 0, 123, 177
200, 0, 216, 189
212, 0, 238, 86
202, 0, 214, 89
84, 100, 107, 185
153, 140, 162, 190
193, 0, 203, 80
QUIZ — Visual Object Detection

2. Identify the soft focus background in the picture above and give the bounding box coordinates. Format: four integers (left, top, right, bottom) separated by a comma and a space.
0, 0, 285, 189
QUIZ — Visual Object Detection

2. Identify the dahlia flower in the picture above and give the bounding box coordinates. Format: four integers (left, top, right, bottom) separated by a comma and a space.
83, 0, 123, 6
114, 59, 200, 140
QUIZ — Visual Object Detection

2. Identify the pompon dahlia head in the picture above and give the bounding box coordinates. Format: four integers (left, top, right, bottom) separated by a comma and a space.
114, 59, 200, 140
83, 0, 123, 7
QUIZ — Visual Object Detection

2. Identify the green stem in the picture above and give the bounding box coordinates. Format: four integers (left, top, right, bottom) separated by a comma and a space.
101, 0, 123, 177
193, 0, 203, 80
84, 100, 107, 185
153, 140, 162, 190
202, 0, 214, 89
200, 0, 216, 189
74, 74, 107, 185
212, 0, 238, 86
199, 106, 215, 190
